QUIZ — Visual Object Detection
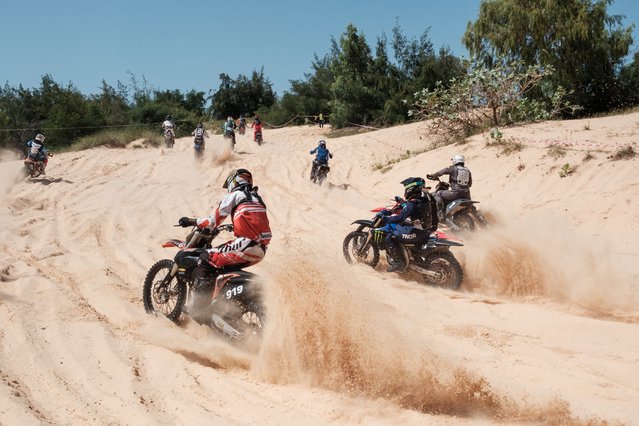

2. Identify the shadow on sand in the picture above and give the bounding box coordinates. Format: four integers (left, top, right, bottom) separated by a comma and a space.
28, 177, 74, 185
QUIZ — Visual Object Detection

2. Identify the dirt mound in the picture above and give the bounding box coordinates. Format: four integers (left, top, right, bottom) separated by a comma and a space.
0, 115, 638, 424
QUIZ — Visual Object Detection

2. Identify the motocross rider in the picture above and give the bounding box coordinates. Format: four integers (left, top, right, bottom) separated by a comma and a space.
162, 115, 175, 131
238, 114, 246, 132
178, 169, 271, 318
191, 123, 209, 148
223, 116, 236, 144
223, 116, 236, 134
309, 140, 333, 182
379, 177, 438, 273
251, 116, 263, 142
427, 154, 472, 220
26, 134, 51, 173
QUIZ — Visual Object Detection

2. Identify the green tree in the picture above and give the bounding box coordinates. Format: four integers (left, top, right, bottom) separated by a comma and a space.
463, 0, 634, 113
329, 24, 379, 127
209, 69, 275, 118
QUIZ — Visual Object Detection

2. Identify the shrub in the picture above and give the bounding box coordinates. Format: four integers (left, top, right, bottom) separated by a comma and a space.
547, 144, 567, 160
608, 145, 636, 160
65, 128, 161, 151
559, 163, 577, 178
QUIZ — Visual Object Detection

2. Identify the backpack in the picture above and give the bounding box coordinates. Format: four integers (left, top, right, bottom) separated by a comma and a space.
414, 194, 438, 231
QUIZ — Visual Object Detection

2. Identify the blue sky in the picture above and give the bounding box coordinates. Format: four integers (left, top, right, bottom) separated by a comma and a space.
1, 0, 638, 98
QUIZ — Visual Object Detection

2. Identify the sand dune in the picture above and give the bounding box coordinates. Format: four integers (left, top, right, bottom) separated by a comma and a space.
0, 114, 638, 424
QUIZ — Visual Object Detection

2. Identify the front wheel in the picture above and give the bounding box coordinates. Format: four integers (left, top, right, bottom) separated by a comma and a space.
143, 259, 187, 322
419, 252, 463, 290
343, 231, 380, 267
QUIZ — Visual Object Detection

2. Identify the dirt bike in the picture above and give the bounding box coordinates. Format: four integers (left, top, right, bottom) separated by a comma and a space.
143, 223, 264, 342
194, 140, 205, 159
426, 176, 487, 232
238, 123, 246, 135
343, 200, 464, 289
254, 130, 263, 146
23, 152, 53, 178
311, 162, 330, 185
223, 130, 236, 149
164, 129, 175, 148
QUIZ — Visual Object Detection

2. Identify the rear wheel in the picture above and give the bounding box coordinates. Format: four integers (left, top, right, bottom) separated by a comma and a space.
473, 209, 488, 226
419, 251, 463, 290
452, 212, 475, 231
229, 300, 265, 342
316, 171, 326, 185
143, 259, 186, 322
343, 231, 380, 267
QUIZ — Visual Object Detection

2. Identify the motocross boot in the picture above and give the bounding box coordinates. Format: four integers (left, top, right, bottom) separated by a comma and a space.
386, 239, 406, 273
189, 261, 217, 323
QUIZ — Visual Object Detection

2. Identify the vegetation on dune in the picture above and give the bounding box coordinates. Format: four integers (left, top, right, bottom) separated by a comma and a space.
64, 129, 162, 152
608, 144, 636, 160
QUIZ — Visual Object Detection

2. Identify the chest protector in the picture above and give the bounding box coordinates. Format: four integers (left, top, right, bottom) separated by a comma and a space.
194, 128, 204, 141
455, 166, 471, 187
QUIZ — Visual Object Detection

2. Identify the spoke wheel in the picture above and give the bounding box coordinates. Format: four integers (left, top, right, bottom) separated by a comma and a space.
343, 231, 380, 267
143, 259, 187, 322
420, 252, 463, 290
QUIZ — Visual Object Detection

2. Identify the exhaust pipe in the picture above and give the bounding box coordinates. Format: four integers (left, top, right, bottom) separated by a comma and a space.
408, 264, 442, 280
210, 314, 241, 339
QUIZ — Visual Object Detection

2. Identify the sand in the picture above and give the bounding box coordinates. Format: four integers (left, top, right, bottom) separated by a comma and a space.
0, 114, 638, 425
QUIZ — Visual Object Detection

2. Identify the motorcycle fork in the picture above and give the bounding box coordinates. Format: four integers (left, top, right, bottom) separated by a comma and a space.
357, 218, 381, 255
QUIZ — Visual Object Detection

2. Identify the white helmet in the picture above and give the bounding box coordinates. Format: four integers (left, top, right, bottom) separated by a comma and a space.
35, 134, 45, 143
452, 154, 465, 165
222, 169, 253, 193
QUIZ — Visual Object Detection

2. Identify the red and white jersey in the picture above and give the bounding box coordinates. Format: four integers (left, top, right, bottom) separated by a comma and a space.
196, 189, 272, 245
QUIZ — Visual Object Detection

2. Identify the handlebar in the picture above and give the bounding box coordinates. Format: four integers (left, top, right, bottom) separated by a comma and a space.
174, 223, 234, 235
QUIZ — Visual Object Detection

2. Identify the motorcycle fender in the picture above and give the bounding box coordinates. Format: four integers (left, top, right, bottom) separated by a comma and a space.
351, 219, 374, 227
432, 240, 464, 247
162, 239, 186, 248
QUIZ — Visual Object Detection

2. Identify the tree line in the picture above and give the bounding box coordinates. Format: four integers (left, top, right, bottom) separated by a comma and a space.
2, 0, 638, 150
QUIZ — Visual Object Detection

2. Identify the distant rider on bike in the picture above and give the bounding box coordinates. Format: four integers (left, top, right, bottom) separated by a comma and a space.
309, 140, 333, 182
191, 123, 209, 149
251, 115, 263, 142
223, 116, 236, 143
26, 134, 52, 174
378, 177, 438, 272
178, 169, 272, 317
238, 114, 246, 132
162, 115, 175, 133
427, 154, 472, 220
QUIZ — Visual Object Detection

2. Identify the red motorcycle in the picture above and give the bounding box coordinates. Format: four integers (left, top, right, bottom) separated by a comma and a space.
254, 130, 263, 146
23, 152, 53, 178
342, 199, 464, 289
143, 223, 264, 341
